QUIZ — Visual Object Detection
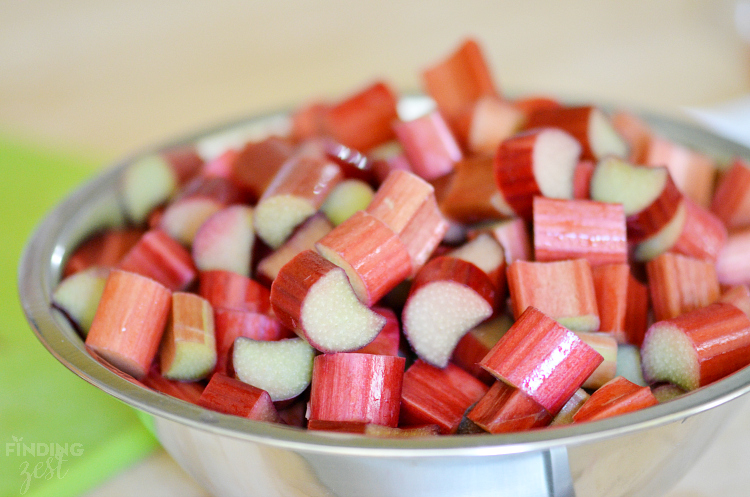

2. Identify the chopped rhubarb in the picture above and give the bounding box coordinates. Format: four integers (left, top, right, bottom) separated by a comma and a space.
399, 360, 489, 434
320, 179, 374, 226
641, 302, 750, 390
291, 101, 330, 142
669, 198, 727, 263
591, 263, 630, 342
451, 314, 513, 384
512, 95, 562, 120
393, 111, 463, 181
315, 210, 412, 306
507, 259, 600, 332
254, 153, 342, 249
574, 331, 618, 389
572, 376, 658, 423
616, 343, 646, 386
631, 199, 687, 262
213, 308, 289, 376
117, 229, 197, 292
142, 365, 204, 404
354, 306, 401, 356
646, 252, 720, 322
63, 227, 144, 277
719, 284, 750, 319
161, 145, 204, 185
494, 128, 582, 220
159, 292, 216, 381
198, 270, 270, 314
532, 197, 627, 266
446, 233, 506, 299
624, 272, 650, 347
484, 217, 532, 264
479, 307, 603, 415
119, 154, 178, 224
711, 157, 750, 229
402, 256, 495, 367
229, 136, 296, 201
550, 388, 589, 425
270, 250, 386, 352
197, 373, 280, 422
610, 111, 652, 163
455, 95, 525, 154
52, 266, 109, 336
192, 204, 255, 277
308, 353, 405, 427
467, 381, 552, 434
715, 229, 750, 286
438, 155, 508, 224
573, 160, 596, 200
302, 137, 375, 184
85, 269, 172, 379
200, 149, 238, 179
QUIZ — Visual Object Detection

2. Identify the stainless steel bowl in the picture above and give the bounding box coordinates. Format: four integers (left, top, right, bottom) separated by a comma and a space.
18, 98, 750, 497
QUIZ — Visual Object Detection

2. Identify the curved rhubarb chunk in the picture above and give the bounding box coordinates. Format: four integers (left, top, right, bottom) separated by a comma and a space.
52, 266, 110, 336
159, 292, 216, 381
716, 229, 750, 286
451, 314, 513, 384
711, 157, 750, 229
86, 270, 172, 380
574, 331, 618, 389
63, 227, 144, 277
479, 307, 603, 415
119, 154, 178, 224
457, 96, 525, 155
320, 179, 375, 226
354, 306, 401, 356
572, 376, 658, 422
198, 270, 270, 314
213, 309, 289, 376
467, 381, 552, 434
309, 353, 405, 427
270, 250, 386, 352
117, 229, 197, 291
646, 252, 720, 322
393, 111, 462, 181
669, 198, 727, 263
439, 156, 508, 224
402, 256, 495, 368
197, 373, 280, 422
641, 302, 750, 391
192, 204, 255, 277
229, 136, 296, 202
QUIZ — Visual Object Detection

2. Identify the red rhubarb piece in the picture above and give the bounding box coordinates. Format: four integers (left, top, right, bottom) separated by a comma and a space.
718, 285, 750, 319
479, 307, 603, 415
200, 149, 238, 179
512, 95, 562, 121
455, 96, 525, 155
198, 270, 270, 314
711, 157, 750, 229
715, 229, 750, 286
466, 381, 552, 434
669, 197, 727, 263
641, 302, 750, 390
308, 353, 405, 427
142, 365, 204, 404
646, 252, 720, 322
532, 197, 627, 266
484, 217, 532, 264
270, 250, 386, 352
192, 204, 255, 277
507, 258, 600, 332
438, 155, 508, 224
85, 269, 172, 379
573, 160, 596, 200
591, 263, 630, 342
494, 127, 582, 220
63, 227, 144, 277
354, 306, 401, 356
572, 376, 658, 422
117, 229, 197, 292
451, 314, 513, 384
610, 111, 653, 163
402, 256, 495, 368
624, 273, 650, 347
400, 360, 489, 434
393, 111, 463, 181
574, 331, 618, 389
197, 373, 280, 422
446, 233, 507, 300
159, 292, 216, 381
229, 136, 296, 201
161, 145, 204, 185
213, 308, 288, 376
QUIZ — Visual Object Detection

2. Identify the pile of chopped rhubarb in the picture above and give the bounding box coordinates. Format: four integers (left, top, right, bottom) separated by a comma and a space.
54, 39, 750, 436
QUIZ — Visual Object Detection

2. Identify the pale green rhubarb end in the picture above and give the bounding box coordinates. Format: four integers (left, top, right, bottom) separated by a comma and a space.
641, 323, 699, 391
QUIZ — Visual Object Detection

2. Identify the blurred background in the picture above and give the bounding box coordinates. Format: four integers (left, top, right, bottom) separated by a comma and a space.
4, 1, 750, 496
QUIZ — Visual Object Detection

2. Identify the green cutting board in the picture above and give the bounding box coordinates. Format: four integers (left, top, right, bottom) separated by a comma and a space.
0, 135, 158, 497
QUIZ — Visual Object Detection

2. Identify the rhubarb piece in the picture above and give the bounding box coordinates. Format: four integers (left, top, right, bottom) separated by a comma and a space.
400, 360, 489, 434
643, 135, 716, 208
214, 308, 288, 376
354, 306, 401, 356
254, 153, 342, 248
616, 344, 646, 386
589, 157, 684, 244
142, 366, 204, 404
308, 353, 405, 427
192, 205, 255, 277
52, 266, 109, 336
646, 252, 720, 322
446, 233, 506, 298
161, 145, 204, 184
610, 111, 652, 163
302, 137, 375, 183
393, 111, 463, 181
718, 284, 750, 318
550, 389, 590, 425
255, 213, 333, 283
229, 136, 296, 201
201, 148, 238, 179
85, 270, 172, 380
119, 153, 178, 224
669, 198, 727, 262
322, 81, 399, 152
159, 292, 216, 381
484, 217, 532, 264
631, 200, 687, 262
591, 263, 630, 342
532, 197, 627, 266
493, 128, 582, 220
456, 96, 525, 154
624, 273, 650, 347
716, 229, 750, 286
402, 256, 495, 367
512, 95, 562, 120
451, 314, 513, 383
507, 259, 599, 332
63, 227, 144, 277
315, 210, 412, 306
198, 270, 271, 314
320, 179, 374, 226
573, 160, 596, 200
641, 302, 750, 390
117, 229, 197, 291
197, 373, 280, 422
711, 157, 750, 229
467, 381, 552, 434
651, 384, 686, 403
422, 39, 499, 127
232, 337, 315, 402
575, 331, 618, 389
479, 307, 603, 415
572, 376, 658, 422
524, 105, 628, 161
270, 250, 386, 352
438, 155, 508, 224
291, 101, 330, 142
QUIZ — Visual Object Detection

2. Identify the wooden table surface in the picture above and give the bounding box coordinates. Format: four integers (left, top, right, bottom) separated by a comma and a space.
4, 2, 750, 496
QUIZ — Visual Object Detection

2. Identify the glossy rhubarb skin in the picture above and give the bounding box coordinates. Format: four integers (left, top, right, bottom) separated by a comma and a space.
439, 155, 508, 224
669, 198, 727, 263
315, 210, 412, 306
479, 306, 604, 415
117, 229, 197, 291
507, 259, 600, 332
85, 269, 172, 380
641, 302, 750, 391
493, 128, 581, 220
213, 308, 289, 376
624, 273, 650, 348
591, 263, 630, 343
711, 157, 750, 229
308, 353, 405, 427
402, 256, 496, 368
63, 227, 144, 278
467, 381, 552, 434
646, 252, 720, 322
159, 292, 216, 381
197, 373, 280, 422
715, 229, 750, 286
303, 137, 376, 184
532, 197, 627, 266
198, 270, 271, 314
400, 360, 489, 434
229, 136, 296, 202
572, 376, 658, 423
393, 111, 463, 181
270, 250, 386, 352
